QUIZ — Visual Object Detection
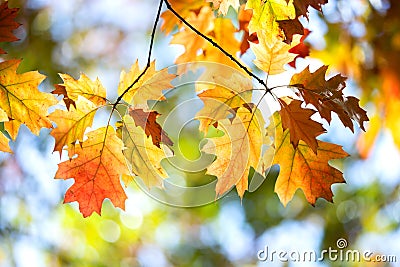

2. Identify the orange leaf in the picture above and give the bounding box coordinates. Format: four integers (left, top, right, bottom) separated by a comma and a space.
55, 127, 130, 217
161, 0, 205, 34
0, 60, 57, 137
278, 98, 325, 153
128, 108, 173, 148
0, 2, 21, 54
170, 6, 214, 64
203, 106, 265, 197
271, 112, 348, 206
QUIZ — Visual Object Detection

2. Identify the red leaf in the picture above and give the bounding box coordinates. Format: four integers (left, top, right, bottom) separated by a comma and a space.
0, 2, 21, 54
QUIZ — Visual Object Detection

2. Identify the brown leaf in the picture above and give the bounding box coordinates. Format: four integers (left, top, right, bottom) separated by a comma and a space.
51, 84, 76, 110
128, 108, 173, 148
279, 99, 325, 153
290, 65, 369, 131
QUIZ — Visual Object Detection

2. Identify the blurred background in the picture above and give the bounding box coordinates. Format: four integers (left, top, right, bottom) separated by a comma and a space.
1, 0, 400, 266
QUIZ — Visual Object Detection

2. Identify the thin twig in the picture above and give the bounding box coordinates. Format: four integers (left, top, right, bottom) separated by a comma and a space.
163, 0, 270, 92
112, 0, 164, 108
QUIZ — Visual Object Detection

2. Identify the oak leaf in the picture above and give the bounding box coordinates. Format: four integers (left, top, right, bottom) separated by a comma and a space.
118, 60, 175, 105
0, 60, 57, 137
0, 2, 21, 54
245, 0, 295, 36
128, 108, 173, 148
0, 131, 11, 153
271, 112, 348, 206
49, 96, 99, 154
197, 18, 241, 70
55, 126, 130, 217
203, 106, 265, 197
170, 6, 214, 64
279, 98, 325, 153
58, 73, 107, 106
161, 0, 205, 34
121, 115, 170, 188
291, 65, 369, 131
250, 31, 300, 74
51, 84, 76, 110
196, 86, 251, 133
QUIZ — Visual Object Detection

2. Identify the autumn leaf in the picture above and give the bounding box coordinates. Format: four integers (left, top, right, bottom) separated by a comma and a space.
161, 0, 205, 34
128, 107, 173, 148
292, 0, 328, 18
170, 6, 214, 64
277, 0, 327, 43
288, 28, 310, 67
0, 60, 57, 137
51, 84, 76, 110
197, 17, 241, 70
203, 106, 265, 197
58, 73, 107, 106
207, 0, 240, 15
278, 98, 325, 153
250, 31, 300, 74
245, 0, 295, 36
121, 115, 170, 188
0, 131, 11, 153
55, 126, 130, 217
271, 112, 348, 206
196, 86, 251, 133
0, 2, 21, 54
290, 65, 369, 131
238, 4, 255, 55
118, 60, 176, 105
49, 96, 99, 154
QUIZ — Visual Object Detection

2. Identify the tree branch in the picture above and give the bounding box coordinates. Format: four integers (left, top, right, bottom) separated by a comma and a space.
112, 0, 164, 108
163, 0, 270, 92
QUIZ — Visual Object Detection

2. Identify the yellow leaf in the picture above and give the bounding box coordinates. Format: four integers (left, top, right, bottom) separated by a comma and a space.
0, 132, 11, 153
49, 96, 99, 154
55, 126, 130, 217
250, 31, 300, 74
0, 60, 57, 136
197, 85, 252, 133
121, 115, 170, 188
58, 73, 107, 106
4, 120, 21, 141
118, 60, 175, 105
203, 106, 265, 197
246, 0, 295, 36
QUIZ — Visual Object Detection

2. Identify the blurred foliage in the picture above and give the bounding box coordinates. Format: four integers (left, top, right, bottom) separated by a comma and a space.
1, 0, 400, 266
